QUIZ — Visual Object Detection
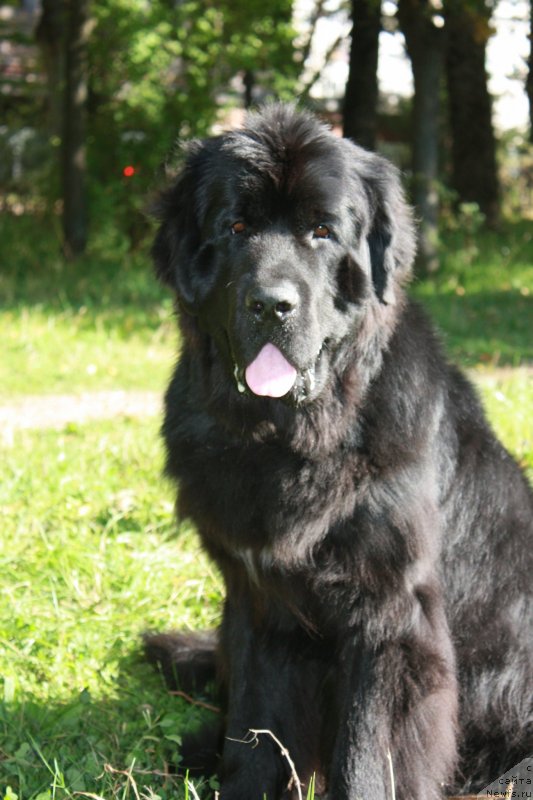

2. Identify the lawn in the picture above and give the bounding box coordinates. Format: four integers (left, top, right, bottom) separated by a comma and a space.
0, 215, 532, 799
0, 216, 175, 400
1, 419, 222, 799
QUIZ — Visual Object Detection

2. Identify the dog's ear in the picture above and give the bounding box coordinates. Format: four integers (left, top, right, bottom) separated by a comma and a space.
151, 142, 210, 311
361, 154, 416, 306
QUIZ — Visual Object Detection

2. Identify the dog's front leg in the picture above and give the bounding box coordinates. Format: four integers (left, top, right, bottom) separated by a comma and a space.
328, 599, 458, 800
217, 597, 323, 800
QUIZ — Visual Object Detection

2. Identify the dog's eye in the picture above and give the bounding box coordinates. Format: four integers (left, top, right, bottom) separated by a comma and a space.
313, 224, 330, 239
231, 221, 246, 235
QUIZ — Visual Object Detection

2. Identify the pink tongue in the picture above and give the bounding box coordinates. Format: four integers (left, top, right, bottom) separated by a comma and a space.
245, 343, 297, 398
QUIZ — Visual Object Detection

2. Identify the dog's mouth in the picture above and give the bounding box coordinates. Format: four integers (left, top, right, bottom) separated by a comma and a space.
233, 342, 327, 405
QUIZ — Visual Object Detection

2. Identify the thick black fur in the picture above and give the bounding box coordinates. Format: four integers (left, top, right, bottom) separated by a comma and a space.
146, 105, 532, 800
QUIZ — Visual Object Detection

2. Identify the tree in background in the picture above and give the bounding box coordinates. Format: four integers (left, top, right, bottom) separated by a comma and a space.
36, 0, 63, 139
526, 0, 533, 144
62, 0, 90, 257
4, 0, 530, 256
443, 0, 500, 227
32, 0, 297, 254
87, 0, 296, 160
343, 0, 381, 150
36, 0, 89, 257
398, 0, 445, 273
216, 0, 296, 108
341, 0, 507, 251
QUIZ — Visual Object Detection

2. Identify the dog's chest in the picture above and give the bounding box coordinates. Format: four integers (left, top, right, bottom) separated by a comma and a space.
179, 436, 361, 567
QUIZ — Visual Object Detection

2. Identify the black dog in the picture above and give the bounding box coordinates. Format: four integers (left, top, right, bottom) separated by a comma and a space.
146, 105, 532, 800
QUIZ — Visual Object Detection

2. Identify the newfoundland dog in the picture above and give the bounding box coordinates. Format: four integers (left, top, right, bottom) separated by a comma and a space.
146, 105, 532, 800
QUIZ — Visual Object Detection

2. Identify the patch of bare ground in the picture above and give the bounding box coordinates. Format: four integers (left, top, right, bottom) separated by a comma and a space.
0, 389, 161, 443
0, 367, 530, 441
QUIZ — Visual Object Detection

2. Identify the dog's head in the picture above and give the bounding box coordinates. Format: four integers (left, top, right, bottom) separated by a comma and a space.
152, 105, 415, 406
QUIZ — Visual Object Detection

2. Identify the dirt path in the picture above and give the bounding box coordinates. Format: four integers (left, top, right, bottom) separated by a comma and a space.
0, 389, 162, 435
0, 367, 531, 438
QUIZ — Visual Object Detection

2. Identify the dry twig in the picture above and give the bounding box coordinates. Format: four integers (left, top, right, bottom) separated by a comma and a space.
186, 778, 203, 800
73, 794, 107, 800
169, 689, 221, 713
227, 728, 304, 800
104, 762, 141, 800
386, 749, 396, 800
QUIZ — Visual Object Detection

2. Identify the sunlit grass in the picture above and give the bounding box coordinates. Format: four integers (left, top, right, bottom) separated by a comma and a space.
412, 222, 533, 366
1, 418, 221, 799
1, 304, 175, 398
0, 213, 176, 399
473, 368, 533, 480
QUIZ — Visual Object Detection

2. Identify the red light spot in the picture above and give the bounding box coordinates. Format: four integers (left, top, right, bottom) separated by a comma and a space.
123, 165, 135, 177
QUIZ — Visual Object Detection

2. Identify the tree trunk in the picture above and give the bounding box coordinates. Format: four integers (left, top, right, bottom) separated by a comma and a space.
36, 0, 65, 139
62, 0, 90, 257
398, 0, 445, 273
343, 0, 381, 151
526, 0, 533, 144
243, 69, 254, 109
444, 2, 500, 227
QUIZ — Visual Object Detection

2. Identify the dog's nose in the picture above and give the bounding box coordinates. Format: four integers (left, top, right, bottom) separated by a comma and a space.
245, 283, 299, 323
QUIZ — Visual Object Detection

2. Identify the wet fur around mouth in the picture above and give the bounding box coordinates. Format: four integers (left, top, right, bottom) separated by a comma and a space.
149, 104, 533, 800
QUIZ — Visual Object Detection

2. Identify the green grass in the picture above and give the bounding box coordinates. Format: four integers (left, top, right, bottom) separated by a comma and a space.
1, 419, 222, 799
0, 214, 532, 798
473, 370, 532, 476
412, 221, 533, 366
1, 306, 174, 398
0, 215, 175, 399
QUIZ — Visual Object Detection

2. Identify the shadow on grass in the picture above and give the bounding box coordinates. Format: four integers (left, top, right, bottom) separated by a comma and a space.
417, 290, 533, 366
0, 214, 171, 327
0, 651, 216, 800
